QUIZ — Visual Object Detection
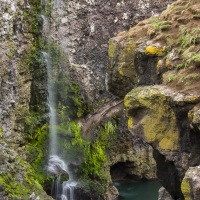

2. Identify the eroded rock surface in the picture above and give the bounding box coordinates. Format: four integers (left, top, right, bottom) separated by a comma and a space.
108, 0, 200, 199
0, 0, 51, 199
49, 0, 175, 103
181, 166, 200, 200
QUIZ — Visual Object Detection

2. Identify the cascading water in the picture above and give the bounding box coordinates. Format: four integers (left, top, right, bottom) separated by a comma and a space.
40, 1, 77, 199
43, 47, 77, 200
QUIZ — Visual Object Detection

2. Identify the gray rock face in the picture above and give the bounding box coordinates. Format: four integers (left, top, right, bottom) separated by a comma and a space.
0, 0, 32, 144
0, 0, 176, 199
158, 187, 174, 200
0, 0, 52, 199
49, 0, 175, 103
182, 166, 200, 200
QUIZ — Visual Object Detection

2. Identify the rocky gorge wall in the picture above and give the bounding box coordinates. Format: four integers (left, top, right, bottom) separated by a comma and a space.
0, 0, 181, 199
49, 0, 175, 105
108, 0, 200, 199
0, 0, 52, 199
47, 0, 176, 199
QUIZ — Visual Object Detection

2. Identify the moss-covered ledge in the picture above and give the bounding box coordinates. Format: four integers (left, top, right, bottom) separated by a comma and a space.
124, 85, 199, 152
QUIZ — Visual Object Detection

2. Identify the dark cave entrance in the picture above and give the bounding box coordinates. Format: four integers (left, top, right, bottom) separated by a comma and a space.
110, 161, 141, 181
110, 161, 161, 200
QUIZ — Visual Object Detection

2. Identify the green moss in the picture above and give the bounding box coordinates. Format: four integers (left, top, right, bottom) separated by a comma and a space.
26, 123, 48, 184
61, 120, 117, 197
0, 127, 3, 135
55, 74, 89, 119
0, 174, 30, 199
0, 156, 51, 200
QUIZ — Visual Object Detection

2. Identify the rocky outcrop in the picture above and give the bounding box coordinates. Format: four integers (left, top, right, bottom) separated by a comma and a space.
108, 0, 200, 199
158, 187, 173, 200
125, 85, 199, 199
47, 1, 175, 199
0, 0, 51, 199
77, 100, 157, 199
49, 0, 175, 104
0, 0, 178, 199
181, 166, 200, 200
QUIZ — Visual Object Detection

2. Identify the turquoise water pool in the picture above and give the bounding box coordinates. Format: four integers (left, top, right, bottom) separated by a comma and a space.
114, 180, 161, 200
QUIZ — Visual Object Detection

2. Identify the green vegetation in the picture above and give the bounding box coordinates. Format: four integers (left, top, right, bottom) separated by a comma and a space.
187, 52, 200, 64
57, 120, 117, 196
79, 120, 117, 196
82, 121, 116, 177
178, 26, 200, 53
167, 74, 177, 82
0, 155, 51, 200
151, 17, 171, 31
55, 73, 89, 119
58, 120, 117, 179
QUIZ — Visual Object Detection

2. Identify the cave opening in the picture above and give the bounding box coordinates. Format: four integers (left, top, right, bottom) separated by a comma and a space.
110, 161, 141, 181
110, 161, 161, 200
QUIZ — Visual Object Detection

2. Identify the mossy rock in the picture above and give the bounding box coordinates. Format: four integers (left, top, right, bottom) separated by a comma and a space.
181, 166, 200, 200
124, 85, 179, 151
0, 155, 52, 200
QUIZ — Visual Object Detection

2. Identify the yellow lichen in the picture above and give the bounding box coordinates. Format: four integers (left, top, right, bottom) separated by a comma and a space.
159, 133, 179, 150
185, 96, 199, 103
128, 117, 134, 129
126, 87, 179, 151
165, 59, 172, 68
181, 179, 192, 200
142, 104, 179, 151
157, 60, 162, 69
144, 45, 166, 56
117, 42, 137, 78
108, 39, 116, 58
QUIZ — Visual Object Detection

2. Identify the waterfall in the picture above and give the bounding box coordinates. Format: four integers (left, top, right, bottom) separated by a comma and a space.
43, 46, 77, 200
40, 1, 77, 199
61, 181, 77, 200
42, 52, 58, 156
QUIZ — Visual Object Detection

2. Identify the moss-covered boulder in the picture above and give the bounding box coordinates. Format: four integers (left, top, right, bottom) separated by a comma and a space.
107, 34, 165, 97
124, 85, 181, 151
181, 166, 200, 200
0, 141, 52, 200
124, 85, 200, 199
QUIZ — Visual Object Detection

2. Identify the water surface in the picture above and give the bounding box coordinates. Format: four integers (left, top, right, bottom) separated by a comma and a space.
114, 179, 161, 200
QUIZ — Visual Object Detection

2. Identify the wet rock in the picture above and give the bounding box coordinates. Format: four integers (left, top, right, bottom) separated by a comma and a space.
181, 166, 200, 200
158, 187, 174, 200
188, 104, 200, 131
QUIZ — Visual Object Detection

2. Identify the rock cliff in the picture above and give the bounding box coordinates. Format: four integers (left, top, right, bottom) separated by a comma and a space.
3, 0, 196, 200
0, 0, 52, 199
108, 0, 200, 199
